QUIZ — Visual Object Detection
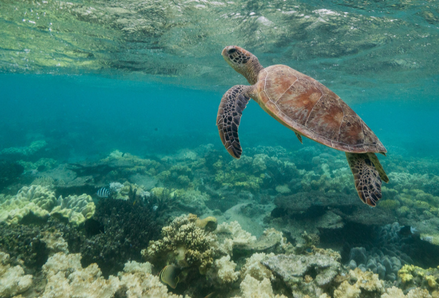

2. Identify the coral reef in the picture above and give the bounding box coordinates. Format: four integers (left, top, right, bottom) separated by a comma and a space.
0, 252, 33, 298
241, 252, 275, 281
234, 275, 288, 298
215, 221, 256, 255
333, 268, 384, 298
397, 264, 439, 294
40, 252, 186, 298
262, 249, 342, 297
50, 193, 95, 225
0, 140, 47, 157
78, 197, 161, 277
0, 185, 57, 224
0, 222, 50, 269
143, 214, 217, 275
215, 255, 239, 283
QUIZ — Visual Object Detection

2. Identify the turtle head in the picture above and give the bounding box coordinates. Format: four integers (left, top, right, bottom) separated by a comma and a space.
222, 46, 263, 85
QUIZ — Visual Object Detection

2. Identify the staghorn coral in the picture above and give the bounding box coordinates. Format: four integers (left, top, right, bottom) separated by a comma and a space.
143, 214, 217, 274
0, 252, 33, 298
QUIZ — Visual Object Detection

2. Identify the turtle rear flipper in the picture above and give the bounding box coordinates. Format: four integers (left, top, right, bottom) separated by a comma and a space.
217, 85, 252, 159
346, 152, 386, 207
367, 152, 389, 183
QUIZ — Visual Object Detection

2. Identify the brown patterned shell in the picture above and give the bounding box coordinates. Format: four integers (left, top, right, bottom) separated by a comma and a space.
255, 65, 386, 154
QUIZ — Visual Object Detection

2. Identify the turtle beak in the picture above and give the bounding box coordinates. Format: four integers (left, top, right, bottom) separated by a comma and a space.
222, 46, 239, 58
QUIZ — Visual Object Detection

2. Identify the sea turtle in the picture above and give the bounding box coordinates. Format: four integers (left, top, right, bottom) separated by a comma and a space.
217, 46, 389, 207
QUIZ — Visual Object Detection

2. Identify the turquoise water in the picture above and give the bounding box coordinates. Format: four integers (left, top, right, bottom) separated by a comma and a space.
1, 1, 439, 297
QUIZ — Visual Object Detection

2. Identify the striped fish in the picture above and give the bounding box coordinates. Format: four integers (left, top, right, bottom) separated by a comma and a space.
96, 187, 110, 198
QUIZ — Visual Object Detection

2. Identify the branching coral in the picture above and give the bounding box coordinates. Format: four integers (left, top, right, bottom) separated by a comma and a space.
77, 197, 161, 277
215, 255, 239, 283
143, 214, 217, 274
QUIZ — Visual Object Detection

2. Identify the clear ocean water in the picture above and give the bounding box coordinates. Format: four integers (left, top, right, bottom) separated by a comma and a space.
1, 1, 439, 297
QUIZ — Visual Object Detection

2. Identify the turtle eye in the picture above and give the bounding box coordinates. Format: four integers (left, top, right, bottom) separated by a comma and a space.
228, 48, 237, 55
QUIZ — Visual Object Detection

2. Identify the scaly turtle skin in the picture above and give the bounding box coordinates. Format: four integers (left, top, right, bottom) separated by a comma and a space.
217, 46, 389, 207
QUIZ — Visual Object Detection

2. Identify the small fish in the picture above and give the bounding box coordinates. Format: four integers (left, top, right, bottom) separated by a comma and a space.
96, 187, 110, 198
159, 264, 180, 289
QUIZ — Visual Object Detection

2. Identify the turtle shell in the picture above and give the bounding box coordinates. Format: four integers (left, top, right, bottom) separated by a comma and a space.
254, 65, 386, 154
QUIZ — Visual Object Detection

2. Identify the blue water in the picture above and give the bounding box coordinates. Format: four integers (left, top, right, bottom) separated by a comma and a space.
2, 73, 438, 160
2, 0, 439, 296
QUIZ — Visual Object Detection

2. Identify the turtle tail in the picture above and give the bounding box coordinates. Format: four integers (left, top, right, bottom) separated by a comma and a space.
346, 152, 389, 207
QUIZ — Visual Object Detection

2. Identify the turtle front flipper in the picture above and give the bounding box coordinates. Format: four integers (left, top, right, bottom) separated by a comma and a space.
346, 152, 384, 207
217, 85, 251, 159
295, 132, 303, 144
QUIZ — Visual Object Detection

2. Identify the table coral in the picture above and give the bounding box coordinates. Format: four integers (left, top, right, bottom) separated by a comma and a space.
143, 214, 217, 274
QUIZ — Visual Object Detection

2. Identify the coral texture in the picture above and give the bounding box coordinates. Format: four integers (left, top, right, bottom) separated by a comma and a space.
215, 255, 240, 283
50, 193, 95, 225
0, 185, 56, 224
0, 252, 33, 298
41, 252, 186, 298
143, 214, 217, 274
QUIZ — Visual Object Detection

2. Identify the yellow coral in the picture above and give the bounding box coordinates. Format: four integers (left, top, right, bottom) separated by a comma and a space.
426, 275, 437, 288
